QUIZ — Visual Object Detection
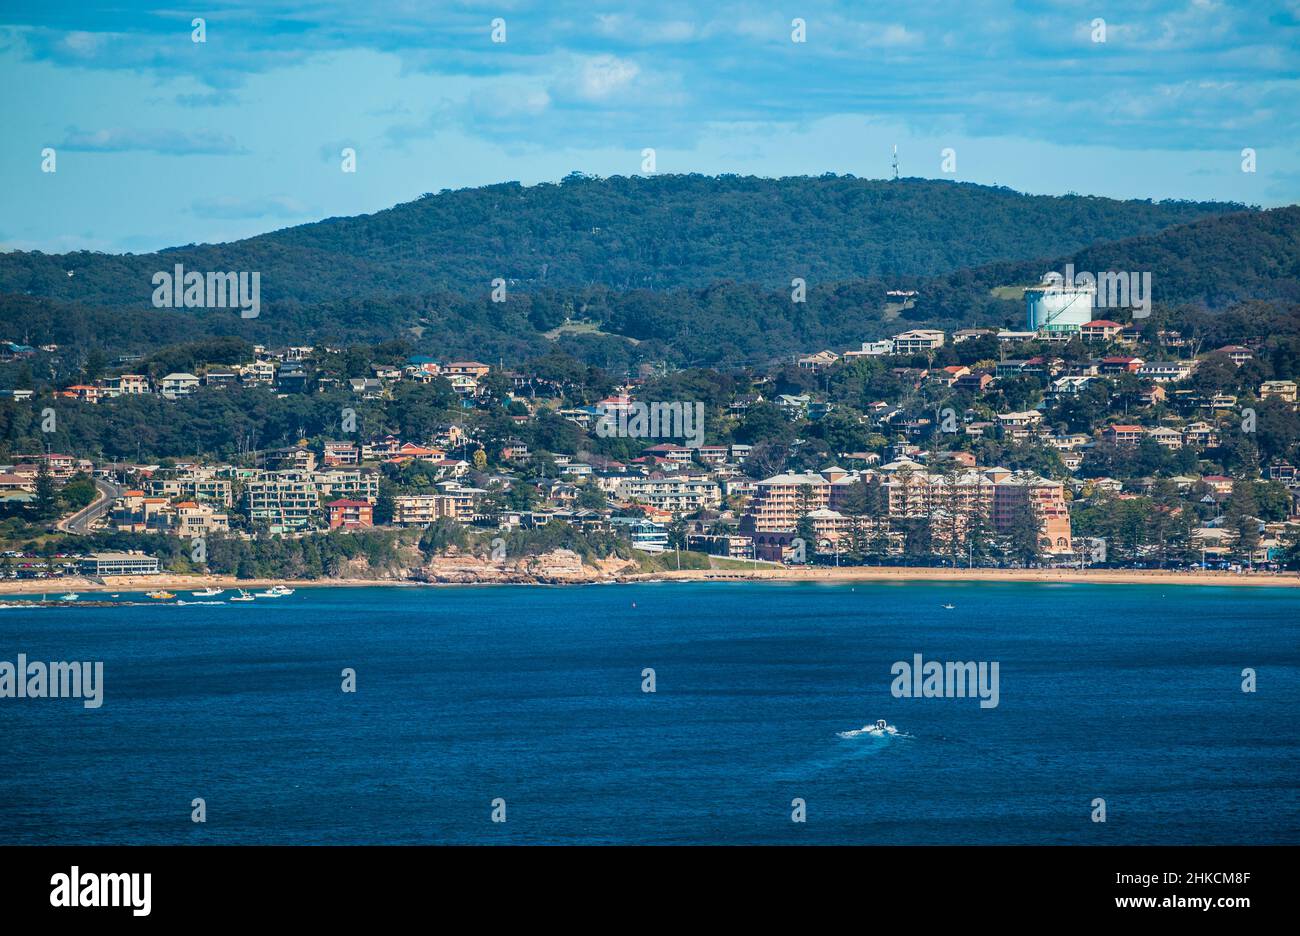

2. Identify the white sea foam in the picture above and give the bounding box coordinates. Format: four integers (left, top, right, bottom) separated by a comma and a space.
838, 724, 909, 739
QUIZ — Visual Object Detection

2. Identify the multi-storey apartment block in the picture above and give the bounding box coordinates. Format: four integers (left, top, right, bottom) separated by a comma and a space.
244, 471, 320, 529
614, 476, 722, 513
144, 470, 234, 507
749, 463, 1072, 556
313, 468, 380, 503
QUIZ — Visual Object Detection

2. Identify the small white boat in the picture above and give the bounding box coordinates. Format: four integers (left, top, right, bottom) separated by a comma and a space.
942, 603, 955, 610
229, 589, 255, 602
60, 592, 80, 601
192, 587, 224, 597
840, 719, 899, 738
267, 585, 294, 596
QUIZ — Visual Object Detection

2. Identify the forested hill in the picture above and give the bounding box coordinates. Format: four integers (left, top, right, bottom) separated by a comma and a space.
918, 203, 1300, 320
4, 204, 1295, 374
0, 175, 1245, 307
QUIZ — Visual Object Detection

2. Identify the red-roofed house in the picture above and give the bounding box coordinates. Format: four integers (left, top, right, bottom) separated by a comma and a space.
1103, 425, 1145, 446
928, 365, 971, 386
1080, 320, 1123, 342
384, 443, 446, 465
62, 384, 108, 404
327, 499, 374, 529
1100, 356, 1144, 374
1202, 475, 1234, 496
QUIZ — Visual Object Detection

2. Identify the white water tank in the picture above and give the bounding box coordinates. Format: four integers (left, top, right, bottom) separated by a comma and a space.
1025, 282, 1096, 331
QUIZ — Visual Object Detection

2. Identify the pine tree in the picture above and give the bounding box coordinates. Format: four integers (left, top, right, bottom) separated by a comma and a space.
938, 463, 965, 566
1224, 477, 1261, 565
372, 484, 395, 525
33, 459, 58, 520
965, 503, 994, 567
837, 478, 870, 559
865, 476, 892, 562
1006, 496, 1043, 566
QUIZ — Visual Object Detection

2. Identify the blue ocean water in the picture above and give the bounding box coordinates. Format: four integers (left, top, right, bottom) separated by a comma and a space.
1, 581, 1297, 845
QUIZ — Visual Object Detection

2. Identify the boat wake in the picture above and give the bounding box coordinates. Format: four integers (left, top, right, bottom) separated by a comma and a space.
175, 600, 227, 606
837, 720, 911, 740
773, 721, 911, 781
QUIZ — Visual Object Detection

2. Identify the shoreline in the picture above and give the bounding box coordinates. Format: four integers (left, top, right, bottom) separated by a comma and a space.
630, 567, 1300, 587
4, 566, 1298, 594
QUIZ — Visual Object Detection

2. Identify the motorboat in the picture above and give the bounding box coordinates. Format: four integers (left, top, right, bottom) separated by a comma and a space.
267, 585, 294, 596
839, 719, 900, 738
229, 589, 255, 602
192, 587, 225, 597
60, 592, 80, 600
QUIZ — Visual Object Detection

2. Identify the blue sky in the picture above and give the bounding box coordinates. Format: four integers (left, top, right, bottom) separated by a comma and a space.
2, 0, 1297, 254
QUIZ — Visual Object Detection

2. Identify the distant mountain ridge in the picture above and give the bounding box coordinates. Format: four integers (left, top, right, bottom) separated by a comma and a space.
0, 174, 1246, 308
3, 202, 1295, 373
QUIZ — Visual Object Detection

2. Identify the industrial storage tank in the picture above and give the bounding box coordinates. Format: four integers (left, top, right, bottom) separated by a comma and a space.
1025, 280, 1097, 332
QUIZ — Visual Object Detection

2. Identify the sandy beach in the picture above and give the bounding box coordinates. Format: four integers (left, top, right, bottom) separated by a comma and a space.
631, 566, 1300, 588
3, 566, 1298, 594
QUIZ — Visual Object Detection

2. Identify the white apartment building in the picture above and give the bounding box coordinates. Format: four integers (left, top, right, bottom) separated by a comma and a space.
614, 476, 722, 513
891, 329, 946, 354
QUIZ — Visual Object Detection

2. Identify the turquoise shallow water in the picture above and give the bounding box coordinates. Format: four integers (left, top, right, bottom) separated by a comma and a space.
1, 581, 1297, 844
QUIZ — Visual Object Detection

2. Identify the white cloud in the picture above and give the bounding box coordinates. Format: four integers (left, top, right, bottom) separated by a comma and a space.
568, 54, 640, 101
474, 83, 552, 117
190, 195, 311, 219
594, 14, 697, 43
59, 31, 111, 58
59, 126, 248, 155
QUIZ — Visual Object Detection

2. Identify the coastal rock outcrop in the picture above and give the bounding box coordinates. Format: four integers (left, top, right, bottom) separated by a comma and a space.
418, 548, 634, 584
